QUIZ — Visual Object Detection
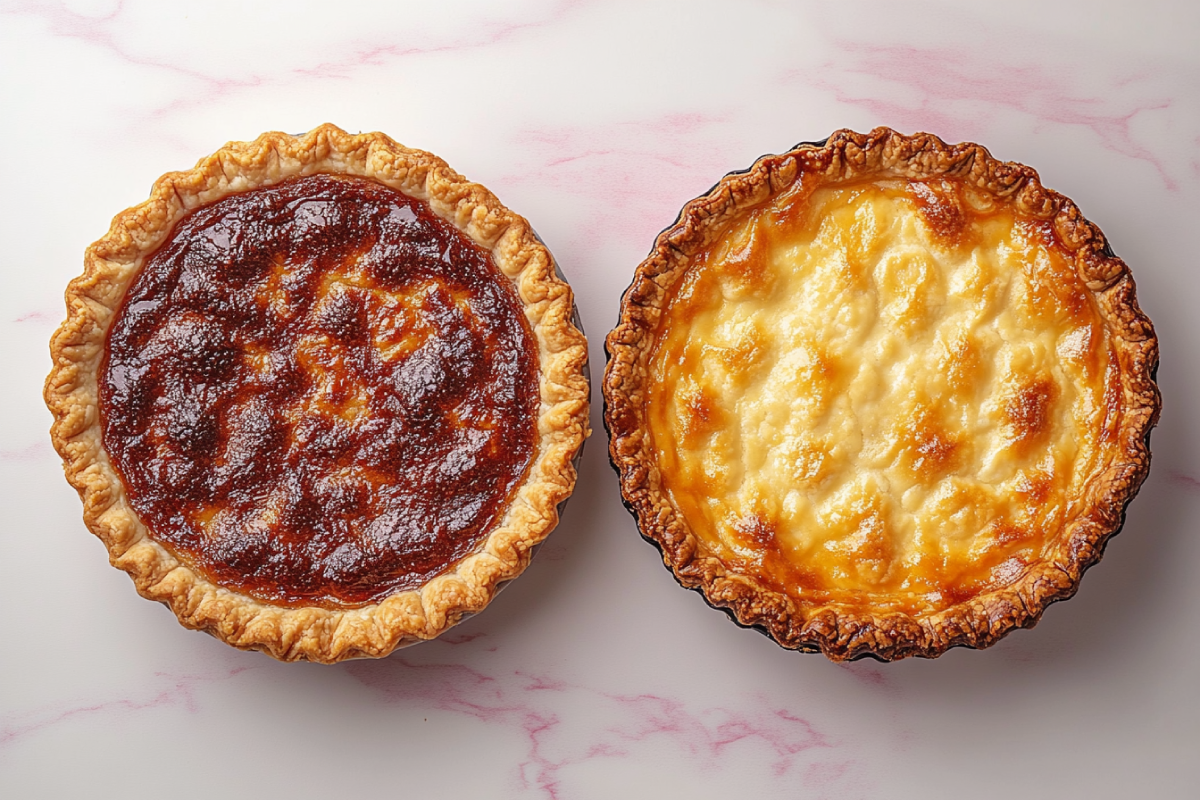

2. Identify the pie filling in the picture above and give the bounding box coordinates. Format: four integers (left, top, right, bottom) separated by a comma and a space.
647, 179, 1120, 615
101, 174, 540, 608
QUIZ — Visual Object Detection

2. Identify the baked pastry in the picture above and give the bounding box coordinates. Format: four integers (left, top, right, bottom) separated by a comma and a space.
46, 125, 589, 663
604, 128, 1159, 661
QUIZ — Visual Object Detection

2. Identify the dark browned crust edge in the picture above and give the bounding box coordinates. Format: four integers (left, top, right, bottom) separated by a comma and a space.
602, 127, 1160, 662
45, 124, 590, 663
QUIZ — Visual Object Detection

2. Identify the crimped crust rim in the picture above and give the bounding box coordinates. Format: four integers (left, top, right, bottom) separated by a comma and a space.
602, 127, 1159, 661
46, 124, 590, 663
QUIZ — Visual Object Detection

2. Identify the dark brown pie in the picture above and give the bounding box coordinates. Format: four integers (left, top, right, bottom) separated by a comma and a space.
604, 128, 1159, 661
46, 125, 590, 662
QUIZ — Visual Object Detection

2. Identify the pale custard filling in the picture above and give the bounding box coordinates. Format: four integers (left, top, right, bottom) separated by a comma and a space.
647, 180, 1118, 614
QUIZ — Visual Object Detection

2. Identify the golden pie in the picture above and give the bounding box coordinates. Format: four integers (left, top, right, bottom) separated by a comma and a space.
604, 128, 1159, 660
46, 125, 589, 662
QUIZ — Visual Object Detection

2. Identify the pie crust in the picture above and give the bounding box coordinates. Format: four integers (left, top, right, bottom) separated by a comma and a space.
46, 124, 590, 663
604, 128, 1159, 661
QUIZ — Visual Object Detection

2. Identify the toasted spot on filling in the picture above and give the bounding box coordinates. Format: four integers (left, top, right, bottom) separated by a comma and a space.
1005, 377, 1058, 453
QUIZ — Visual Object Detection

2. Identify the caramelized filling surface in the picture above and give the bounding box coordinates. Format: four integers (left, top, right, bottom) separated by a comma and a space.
647, 180, 1119, 615
102, 175, 539, 607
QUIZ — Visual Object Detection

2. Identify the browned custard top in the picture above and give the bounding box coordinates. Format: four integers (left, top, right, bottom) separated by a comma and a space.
645, 179, 1116, 616
101, 174, 540, 608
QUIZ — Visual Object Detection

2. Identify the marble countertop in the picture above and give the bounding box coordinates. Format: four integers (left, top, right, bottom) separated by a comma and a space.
4, 1, 1199, 797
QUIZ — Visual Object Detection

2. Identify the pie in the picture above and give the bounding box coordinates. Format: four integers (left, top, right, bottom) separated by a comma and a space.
604, 128, 1159, 661
46, 125, 590, 663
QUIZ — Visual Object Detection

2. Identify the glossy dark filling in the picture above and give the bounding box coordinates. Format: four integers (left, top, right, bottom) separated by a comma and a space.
101, 174, 539, 607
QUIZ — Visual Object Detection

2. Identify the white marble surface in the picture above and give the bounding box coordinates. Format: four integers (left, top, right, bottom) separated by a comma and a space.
4, 1, 1200, 797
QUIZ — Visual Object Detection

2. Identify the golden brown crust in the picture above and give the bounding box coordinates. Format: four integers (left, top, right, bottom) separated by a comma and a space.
603, 127, 1159, 661
46, 124, 590, 663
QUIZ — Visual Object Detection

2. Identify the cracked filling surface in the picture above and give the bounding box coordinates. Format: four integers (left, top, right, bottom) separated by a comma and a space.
646, 179, 1119, 615
101, 174, 540, 608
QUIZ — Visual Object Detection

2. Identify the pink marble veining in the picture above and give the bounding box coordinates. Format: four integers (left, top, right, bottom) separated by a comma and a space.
0, 441, 51, 462
13, 310, 58, 324
3, 0, 232, 91
836, 661, 894, 692
502, 112, 739, 253
0, 667, 251, 752
1168, 470, 1200, 492
347, 643, 860, 799
291, 0, 588, 80
1, 0, 257, 150
2, 0, 593, 131
799, 41, 1181, 189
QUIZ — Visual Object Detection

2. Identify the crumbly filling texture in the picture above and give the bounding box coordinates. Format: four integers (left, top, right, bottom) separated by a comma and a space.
647, 180, 1119, 614
102, 174, 540, 608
